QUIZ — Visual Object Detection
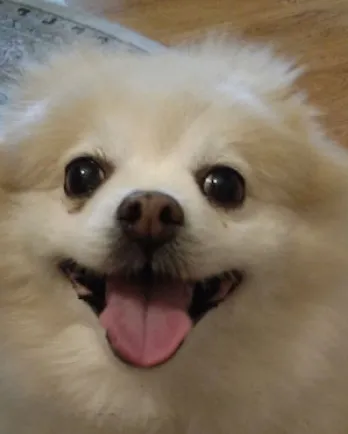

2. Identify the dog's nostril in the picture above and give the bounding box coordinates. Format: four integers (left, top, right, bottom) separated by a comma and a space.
117, 198, 142, 224
160, 205, 179, 225
124, 201, 142, 224
116, 191, 185, 252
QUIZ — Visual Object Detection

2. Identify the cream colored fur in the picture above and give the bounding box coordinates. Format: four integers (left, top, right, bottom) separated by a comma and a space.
1, 40, 348, 433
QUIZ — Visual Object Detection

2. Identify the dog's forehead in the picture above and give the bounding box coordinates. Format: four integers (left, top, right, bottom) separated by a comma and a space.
77, 83, 276, 168
7, 57, 301, 180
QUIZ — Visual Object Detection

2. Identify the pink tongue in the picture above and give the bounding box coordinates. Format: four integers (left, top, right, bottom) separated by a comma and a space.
99, 278, 193, 367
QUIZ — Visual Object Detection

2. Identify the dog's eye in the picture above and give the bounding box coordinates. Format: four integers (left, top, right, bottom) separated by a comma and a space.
200, 165, 245, 207
64, 157, 105, 198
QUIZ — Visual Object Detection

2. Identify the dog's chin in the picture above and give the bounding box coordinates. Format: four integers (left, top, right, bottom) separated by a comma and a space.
59, 259, 243, 368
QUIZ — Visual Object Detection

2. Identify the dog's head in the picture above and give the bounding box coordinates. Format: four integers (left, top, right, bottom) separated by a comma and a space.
1, 42, 347, 422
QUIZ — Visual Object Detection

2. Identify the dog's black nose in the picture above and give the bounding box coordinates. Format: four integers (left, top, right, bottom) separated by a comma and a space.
116, 191, 184, 254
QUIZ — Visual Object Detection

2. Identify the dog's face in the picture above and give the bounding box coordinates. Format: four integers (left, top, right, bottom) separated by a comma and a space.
1, 43, 345, 430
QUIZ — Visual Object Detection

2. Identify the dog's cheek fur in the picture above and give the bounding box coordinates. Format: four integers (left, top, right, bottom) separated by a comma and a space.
0, 194, 174, 433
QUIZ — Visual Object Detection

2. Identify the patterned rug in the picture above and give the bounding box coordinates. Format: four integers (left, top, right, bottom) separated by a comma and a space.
0, 0, 164, 104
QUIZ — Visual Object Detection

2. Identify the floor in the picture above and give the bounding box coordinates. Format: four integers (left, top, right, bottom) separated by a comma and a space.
66, 0, 348, 145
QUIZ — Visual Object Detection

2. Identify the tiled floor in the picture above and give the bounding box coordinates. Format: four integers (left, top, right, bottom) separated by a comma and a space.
46, 0, 66, 4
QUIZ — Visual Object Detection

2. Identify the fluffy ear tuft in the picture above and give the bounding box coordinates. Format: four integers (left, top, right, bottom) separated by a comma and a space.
0, 39, 123, 141
182, 36, 305, 98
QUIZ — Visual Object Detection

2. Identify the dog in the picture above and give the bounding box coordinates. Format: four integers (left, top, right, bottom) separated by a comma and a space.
0, 39, 348, 434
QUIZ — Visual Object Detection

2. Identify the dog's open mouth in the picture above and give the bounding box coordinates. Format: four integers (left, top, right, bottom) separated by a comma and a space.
60, 260, 242, 368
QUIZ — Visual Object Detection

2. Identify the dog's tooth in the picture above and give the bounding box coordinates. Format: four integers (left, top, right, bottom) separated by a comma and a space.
75, 284, 92, 297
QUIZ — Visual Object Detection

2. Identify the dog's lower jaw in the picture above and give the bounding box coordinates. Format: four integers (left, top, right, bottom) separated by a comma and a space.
2, 238, 348, 434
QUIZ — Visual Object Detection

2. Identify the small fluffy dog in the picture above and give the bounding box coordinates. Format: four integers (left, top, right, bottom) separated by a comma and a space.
1, 39, 348, 434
